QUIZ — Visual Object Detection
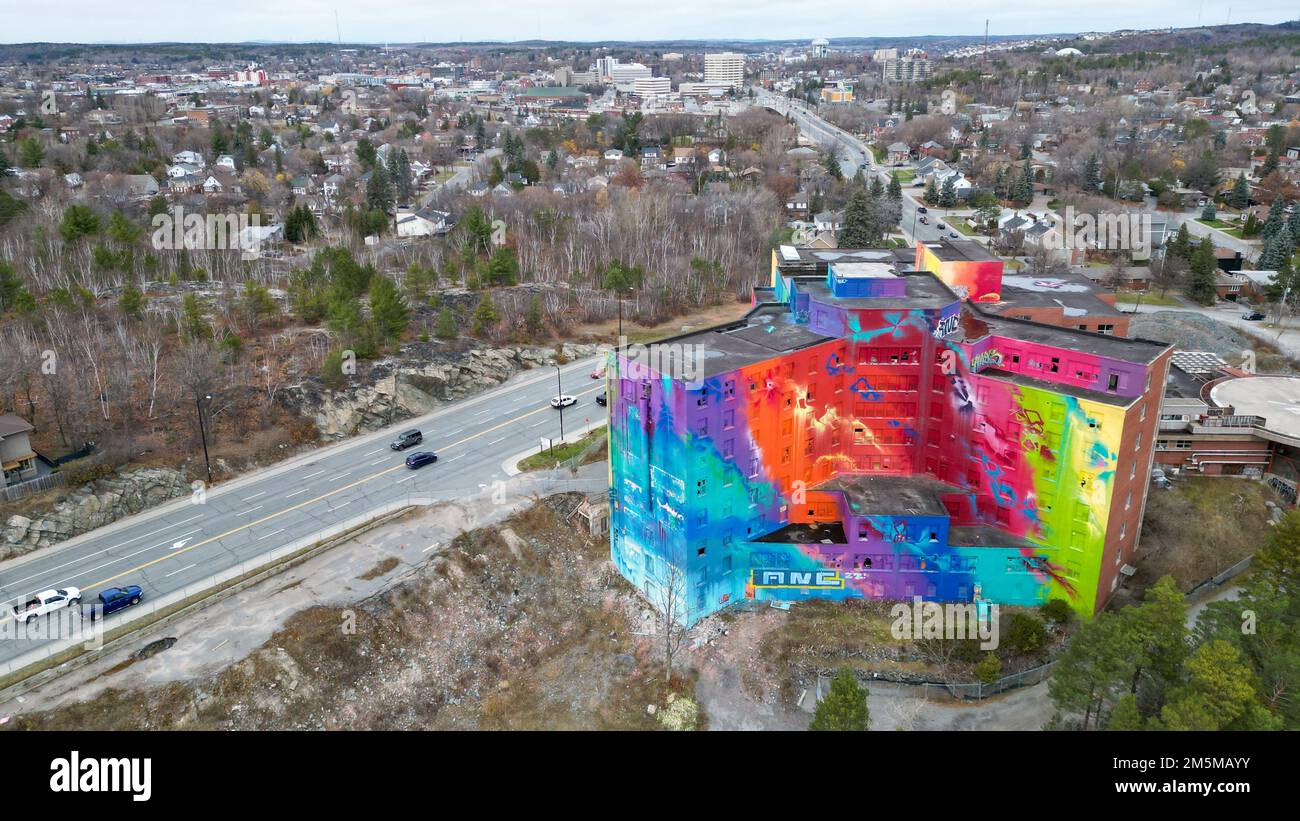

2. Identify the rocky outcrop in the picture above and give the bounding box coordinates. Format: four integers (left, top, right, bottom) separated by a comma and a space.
283, 341, 602, 440
2, 467, 192, 559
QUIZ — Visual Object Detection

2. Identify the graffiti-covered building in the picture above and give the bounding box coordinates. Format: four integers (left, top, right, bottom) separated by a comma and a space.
606, 241, 1173, 624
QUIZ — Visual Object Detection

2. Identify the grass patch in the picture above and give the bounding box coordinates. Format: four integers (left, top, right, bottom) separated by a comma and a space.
516, 430, 606, 471
1134, 477, 1282, 595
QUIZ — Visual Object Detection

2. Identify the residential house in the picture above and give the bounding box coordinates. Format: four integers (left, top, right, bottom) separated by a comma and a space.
887, 142, 911, 165
0, 414, 39, 493
395, 205, 453, 238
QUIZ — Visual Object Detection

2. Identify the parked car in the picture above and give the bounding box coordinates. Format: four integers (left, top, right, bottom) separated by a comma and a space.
550, 395, 577, 409
596, 391, 607, 406
88, 585, 143, 620
404, 451, 438, 469
949, 232, 959, 239
1243, 311, 1266, 321
11, 588, 81, 624
390, 429, 423, 450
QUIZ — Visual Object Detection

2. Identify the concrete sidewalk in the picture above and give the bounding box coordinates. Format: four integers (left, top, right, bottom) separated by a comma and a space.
502, 419, 608, 476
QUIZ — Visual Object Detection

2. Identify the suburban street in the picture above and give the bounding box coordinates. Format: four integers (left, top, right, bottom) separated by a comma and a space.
756, 90, 948, 245
0, 354, 605, 666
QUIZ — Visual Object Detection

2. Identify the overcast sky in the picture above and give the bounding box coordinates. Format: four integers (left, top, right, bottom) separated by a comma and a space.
1, 1, 1296, 44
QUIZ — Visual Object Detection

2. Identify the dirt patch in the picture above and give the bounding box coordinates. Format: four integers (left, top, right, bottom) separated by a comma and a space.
4, 495, 676, 730
356, 557, 400, 581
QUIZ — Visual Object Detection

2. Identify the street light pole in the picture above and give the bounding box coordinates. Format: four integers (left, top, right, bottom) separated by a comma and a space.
554, 365, 565, 445
196, 393, 212, 485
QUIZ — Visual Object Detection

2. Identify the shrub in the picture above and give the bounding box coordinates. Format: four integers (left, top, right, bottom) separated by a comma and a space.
1040, 598, 1074, 624
975, 652, 1002, 684
1004, 612, 1047, 655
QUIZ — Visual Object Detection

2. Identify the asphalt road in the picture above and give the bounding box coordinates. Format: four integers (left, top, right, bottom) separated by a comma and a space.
756, 93, 948, 245
0, 355, 605, 665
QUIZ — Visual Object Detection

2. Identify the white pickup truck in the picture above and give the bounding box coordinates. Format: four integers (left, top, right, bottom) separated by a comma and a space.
10, 587, 81, 624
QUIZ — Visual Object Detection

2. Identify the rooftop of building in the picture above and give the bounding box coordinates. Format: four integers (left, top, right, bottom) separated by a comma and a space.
995, 271, 1125, 318
959, 306, 1169, 366
797, 269, 958, 311
919, 238, 1000, 264
947, 524, 1040, 550
671, 304, 837, 378
821, 473, 954, 517
773, 245, 913, 276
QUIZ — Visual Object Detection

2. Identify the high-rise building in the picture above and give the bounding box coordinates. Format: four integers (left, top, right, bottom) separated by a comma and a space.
633, 76, 672, 98
606, 242, 1171, 625
883, 56, 933, 83
703, 52, 745, 89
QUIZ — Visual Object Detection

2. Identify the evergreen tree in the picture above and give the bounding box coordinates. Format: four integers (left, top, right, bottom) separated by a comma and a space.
939, 175, 957, 208
1200, 199, 1217, 222
118, 282, 145, 319
435, 305, 458, 339
365, 165, 393, 215
839, 189, 877, 247
525, 294, 545, 339
1185, 237, 1218, 306
1084, 155, 1102, 192
368, 274, 410, 344
887, 172, 902, 200
1262, 197, 1286, 244
1228, 173, 1251, 210
472, 292, 499, 336
808, 667, 870, 731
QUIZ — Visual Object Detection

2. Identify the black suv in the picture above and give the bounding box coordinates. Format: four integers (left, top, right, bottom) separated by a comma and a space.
390, 429, 423, 450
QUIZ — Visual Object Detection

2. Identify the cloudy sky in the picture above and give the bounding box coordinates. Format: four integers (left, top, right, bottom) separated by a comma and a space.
2, 0, 1296, 44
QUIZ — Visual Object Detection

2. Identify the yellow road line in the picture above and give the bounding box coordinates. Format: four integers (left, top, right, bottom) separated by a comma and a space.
80, 384, 605, 591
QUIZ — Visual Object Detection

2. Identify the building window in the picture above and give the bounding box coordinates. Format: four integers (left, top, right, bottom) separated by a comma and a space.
1097, 324, 1114, 335
1107, 373, 1119, 391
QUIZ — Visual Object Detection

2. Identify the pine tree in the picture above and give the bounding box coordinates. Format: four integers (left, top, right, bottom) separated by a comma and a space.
887, 172, 902, 200
1186, 237, 1218, 306
472, 292, 499, 336
1201, 199, 1217, 222
808, 667, 870, 731
1262, 198, 1286, 244
939, 175, 957, 208
839, 189, 877, 247
368, 274, 409, 344
1084, 155, 1102, 192
1228, 173, 1251, 210
435, 306, 458, 339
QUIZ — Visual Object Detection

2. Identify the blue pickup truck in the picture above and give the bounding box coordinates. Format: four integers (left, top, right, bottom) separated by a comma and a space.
87, 586, 144, 620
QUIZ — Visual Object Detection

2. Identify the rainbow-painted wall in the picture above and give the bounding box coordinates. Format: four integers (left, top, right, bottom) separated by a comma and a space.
915, 242, 1003, 303
609, 265, 1151, 625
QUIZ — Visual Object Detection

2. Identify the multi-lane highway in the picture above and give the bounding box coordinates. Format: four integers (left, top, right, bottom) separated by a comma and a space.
0, 354, 604, 666
756, 91, 954, 245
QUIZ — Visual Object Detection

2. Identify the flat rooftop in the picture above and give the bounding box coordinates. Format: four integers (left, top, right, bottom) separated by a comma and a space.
820, 474, 954, 517
1210, 375, 1300, 442
920, 238, 1000, 263
961, 306, 1169, 365
996, 272, 1125, 318
799, 271, 958, 311
655, 304, 837, 378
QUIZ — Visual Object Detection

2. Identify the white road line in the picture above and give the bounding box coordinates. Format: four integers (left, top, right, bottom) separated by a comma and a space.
474, 408, 492, 416
363, 448, 384, 456
369, 458, 386, 466
257, 529, 286, 542
446, 454, 465, 462
285, 488, 311, 497
327, 472, 351, 481
395, 474, 417, 484
237, 506, 263, 516
487, 436, 506, 446
241, 491, 266, 502
528, 419, 549, 428
164, 563, 197, 578
422, 543, 440, 553
301, 469, 325, 480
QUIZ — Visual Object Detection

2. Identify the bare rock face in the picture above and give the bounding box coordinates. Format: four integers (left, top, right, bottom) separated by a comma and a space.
2, 466, 192, 559
283, 342, 601, 440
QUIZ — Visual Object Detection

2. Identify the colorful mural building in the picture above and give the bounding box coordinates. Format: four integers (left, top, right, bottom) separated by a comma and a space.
607, 240, 1174, 624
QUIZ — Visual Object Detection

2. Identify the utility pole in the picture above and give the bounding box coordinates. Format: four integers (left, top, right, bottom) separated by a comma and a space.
554, 365, 565, 444
196, 393, 212, 485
